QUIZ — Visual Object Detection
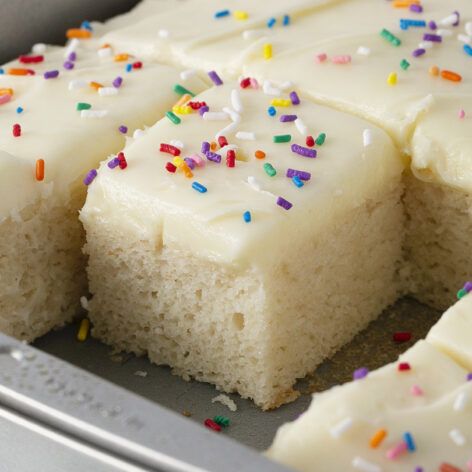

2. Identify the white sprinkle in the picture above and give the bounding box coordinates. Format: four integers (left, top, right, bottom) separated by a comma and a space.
170, 140, 184, 150
231, 89, 243, 113
211, 394, 237, 412
98, 87, 119, 97
418, 41, 433, 50
222, 107, 241, 123
439, 13, 459, 27
81, 110, 108, 118
134, 370, 148, 377
236, 131, 256, 141
466, 22, 472, 36
457, 34, 472, 44
352, 457, 382, 472
453, 391, 469, 411
97, 47, 112, 58
133, 129, 145, 139
68, 79, 88, 91
449, 428, 466, 446
203, 111, 229, 121
219, 144, 239, 155
80, 296, 89, 311
294, 118, 308, 136
356, 46, 371, 56
158, 29, 170, 39
363, 129, 373, 147
32, 43, 47, 54
247, 176, 261, 191
329, 417, 354, 438
64, 38, 80, 58
262, 80, 282, 96
215, 122, 238, 139
180, 69, 196, 81
436, 28, 453, 37
277, 80, 294, 91
242, 29, 266, 40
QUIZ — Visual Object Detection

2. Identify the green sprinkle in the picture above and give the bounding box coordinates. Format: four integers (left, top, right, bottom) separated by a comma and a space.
380, 28, 401, 47
263, 162, 277, 177
315, 132, 326, 146
457, 288, 467, 299
273, 134, 291, 143
76, 102, 92, 111
166, 111, 181, 124
173, 84, 195, 97
213, 416, 230, 427
400, 59, 410, 70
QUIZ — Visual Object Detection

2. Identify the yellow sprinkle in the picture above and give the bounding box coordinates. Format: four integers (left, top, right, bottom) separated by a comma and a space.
234, 10, 248, 20
77, 318, 90, 342
370, 429, 387, 448
387, 72, 398, 86
172, 105, 193, 115
392, 0, 420, 7
0, 88, 14, 96
172, 156, 184, 168
263, 43, 273, 60
114, 53, 130, 62
271, 98, 291, 107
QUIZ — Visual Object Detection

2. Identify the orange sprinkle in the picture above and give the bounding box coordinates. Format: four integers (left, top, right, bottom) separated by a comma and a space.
182, 163, 193, 179
35, 159, 45, 181
66, 28, 92, 39
89, 81, 104, 90
254, 150, 266, 159
441, 70, 462, 82
370, 429, 387, 448
8, 68, 33, 76
0, 88, 14, 96
210, 141, 218, 151
173, 93, 192, 109
100, 43, 111, 49
114, 53, 130, 62
392, 0, 420, 7
429, 65, 440, 77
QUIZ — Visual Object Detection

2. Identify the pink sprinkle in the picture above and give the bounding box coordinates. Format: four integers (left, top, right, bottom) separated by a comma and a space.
190, 154, 205, 167
386, 441, 408, 460
332, 55, 352, 64
250, 77, 259, 89
467, 459, 472, 472
0, 94, 12, 105
314, 53, 327, 63
411, 385, 424, 396
459, 109, 466, 119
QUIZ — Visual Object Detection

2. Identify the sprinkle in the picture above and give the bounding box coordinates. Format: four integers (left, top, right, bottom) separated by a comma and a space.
77, 318, 90, 342
97, 46, 112, 58
467, 373, 472, 382
184, 158, 196, 170
439, 12, 460, 27
387, 72, 398, 86
117, 152, 127, 169
306, 135, 315, 147
400, 59, 410, 70
380, 28, 402, 46
441, 70, 462, 82
291, 144, 317, 158
352, 457, 381, 472
314, 53, 328, 63
81, 110, 108, 118
213, 416, 230, 427
272, 98, 292, 107
180, 69, 196, 81
166, 111, 181, 124
80, 20, 92, 31
203, 111, 229, 121
267, 106, 276, 116
118, 125, 128, 134
66, 28, 92, 39
403, 432, 416, 452
8, 68, 35, 76
315, 133, 326, 146
226, 150, 236, 167
370, 429, 387, 448
233, 10, 248, 20
400, 19, 426, 29
393, 331, 411, 343
398, 362, 411, 371
332, 55, 351, 64
218, 136, 228, 148
192, 182, 207, 193
363, 129, 373, 147
357, 46, 371, 56
386, 441, 408, 460
173, 83, 195, 97
263, 43, 273, 60
89, 81, 103, 90
229, 88, 243, 113
263, 163, 276, 177
83, 169, 97, 185
294, 118, 308, 136
160, 143, 181, 156
12, 123, 21, 137
410, 4, 423, 13
125, 64, 132, 73
280, 115, 297, 123
292, 176, 304, 188
254, 150, 266, 159
0, 95, 11, 106
440, 464, 462, 472
214, 9, 230, 18
35, 159, 45, 181
464, 44, 472, 56
114, 53, 130, 62
289, 91, 300, 105
133, 60, 142, 70
276, 196, 293, 210
158, 29, 170, 39
412, 48, 426, 57
43, 70, 59, 79
205, 151, 222, 163
283, 14, 290, 26
411, 384, 424, 396
19, 54, 44, 64
330, 417, 354, 438
208, 70, 223, 86
76, 102, 92, 111
68, 79, 88, 90
243, 211, 252, 223
286, 169, 311, 181
107, 157, 120, 169
453, 391, 469, 411
63, 61, 74, 70
16, 106, 23, 114
32, 43, 47, 54
267, 17, 276, 28
353, 367, 369, 380
201, 142, 210, 154
273, 134, 291, 143
423, 33, 442, 43
449, 428, 466, 446
429, 65, 440, 76
98, 87, 118, 97
204, 418, 221, 432
458, 109, 466, 119
0, 87, 13, 96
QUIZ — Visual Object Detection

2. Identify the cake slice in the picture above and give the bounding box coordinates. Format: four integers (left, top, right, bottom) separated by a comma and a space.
80, 81, 404, 409
268, 294, 472, 470
0, 45, 207, 341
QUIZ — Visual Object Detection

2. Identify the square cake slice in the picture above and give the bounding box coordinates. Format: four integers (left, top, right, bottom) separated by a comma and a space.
81, 81, 404, 409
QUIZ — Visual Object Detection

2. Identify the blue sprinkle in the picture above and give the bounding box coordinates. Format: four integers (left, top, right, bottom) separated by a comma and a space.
400, 19, 426, 30
243, 211, 251, 223
268, 106, 276, 117
192, 182, 207, 193
267, 17, 276, 28
403, 432, 416, 452
464, 44, 472, 57
215, 9, 230, 18
80, 20, 93, 31
125, 63, 133, 73
292, 176, 304, 188
0, 68, 4, 75
282, 14, 290, 26
16, 106, 24, 114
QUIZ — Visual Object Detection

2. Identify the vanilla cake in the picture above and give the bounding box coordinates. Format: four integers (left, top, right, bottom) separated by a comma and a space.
268, 292, 472, 470
0, 41, 207, 340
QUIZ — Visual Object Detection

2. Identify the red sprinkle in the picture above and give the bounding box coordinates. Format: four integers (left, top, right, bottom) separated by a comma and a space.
117, 152, 127, 169
393, 332, 412, 343
240, 77, 251, 89
19, 55, 44, 64
132, 61, 143, 69
160, 143, 181, 156
165, 162, 177, 173
226, 150, 236, 168
204, 419, 221, 432
306, 135, 315, 147
12, 123, 21, 137
440, 463, 462, 472
398, 362, 411, 372
188, 101, 207, 110
218, 136, 228, 148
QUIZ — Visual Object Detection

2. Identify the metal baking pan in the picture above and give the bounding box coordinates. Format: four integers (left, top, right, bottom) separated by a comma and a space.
0, 2, 442, 469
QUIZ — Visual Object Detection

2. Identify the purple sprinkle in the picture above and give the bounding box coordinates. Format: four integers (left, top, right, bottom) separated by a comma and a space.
423, 33, 442, 42
63, 61, 74, 70
289, 91, 300, 105
291, 143, 317, 158
118, 125, 128, 134
414, 468, 423, 472
286, 168, 311, 181
276, 196, 293, 210
409, 4, 423, 13
184, 157, 196, 170
199, 106, 209, 116
464, 281, 472, 293
44, 70, 59, 79
280, 114, 297, 122
428, 20, 437, 30
205, 151, 221, 163
453, 10, 460, 27
467, 373, 472, 382
208, 70, 223, 86
412, 48, 426, 57
68, 52, 77, 62
113, 76, 123, 88
83, 169, 97, 185
201, 141, 210, 154
353, 367, 369, 380
107, 158, 120, 169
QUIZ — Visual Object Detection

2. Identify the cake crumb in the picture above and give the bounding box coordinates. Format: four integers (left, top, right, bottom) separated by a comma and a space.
134, 370, 148, 377
80, 296, 89, 311
182, 410, 192, 417
212, 394, 238, 412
